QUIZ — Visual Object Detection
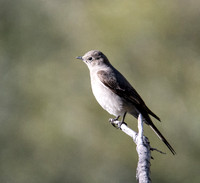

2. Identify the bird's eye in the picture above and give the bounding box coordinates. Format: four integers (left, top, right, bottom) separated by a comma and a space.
88, 57, 92, 61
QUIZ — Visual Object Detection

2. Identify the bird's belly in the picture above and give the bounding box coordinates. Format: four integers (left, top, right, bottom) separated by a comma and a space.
91, 80, 126, 117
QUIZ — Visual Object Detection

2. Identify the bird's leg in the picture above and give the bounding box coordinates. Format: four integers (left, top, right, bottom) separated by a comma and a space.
117, 112, 127, 129
122, 112, 127, 123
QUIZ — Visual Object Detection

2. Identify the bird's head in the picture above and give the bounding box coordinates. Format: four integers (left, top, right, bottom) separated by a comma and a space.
76, 50, 110, 69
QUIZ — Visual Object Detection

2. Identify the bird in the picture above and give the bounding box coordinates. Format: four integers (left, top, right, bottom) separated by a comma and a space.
76, 50, 176, 155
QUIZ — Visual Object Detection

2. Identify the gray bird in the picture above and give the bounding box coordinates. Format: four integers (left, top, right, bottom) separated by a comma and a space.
76, 50, 176, 155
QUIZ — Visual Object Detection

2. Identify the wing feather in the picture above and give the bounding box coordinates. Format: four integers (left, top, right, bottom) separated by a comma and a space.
97, 69, 160, 121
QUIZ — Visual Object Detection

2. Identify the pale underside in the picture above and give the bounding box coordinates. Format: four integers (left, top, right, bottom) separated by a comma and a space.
90, 69, 139, 118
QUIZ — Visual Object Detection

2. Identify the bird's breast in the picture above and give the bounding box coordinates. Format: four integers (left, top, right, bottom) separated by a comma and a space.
90, 72, 126, 117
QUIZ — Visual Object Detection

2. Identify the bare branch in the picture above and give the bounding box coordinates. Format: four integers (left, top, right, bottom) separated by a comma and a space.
110, 114, 151, 183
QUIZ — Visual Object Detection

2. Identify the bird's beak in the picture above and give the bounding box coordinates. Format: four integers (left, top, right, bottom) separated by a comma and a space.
76, 56, 83, 60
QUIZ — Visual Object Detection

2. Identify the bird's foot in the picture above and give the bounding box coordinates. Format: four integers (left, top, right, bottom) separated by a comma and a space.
109, 116, 120, 122
109, 118, 118, 128
117, 121, 127, 129
109, 117, 127, 129
109, 116, 120, 128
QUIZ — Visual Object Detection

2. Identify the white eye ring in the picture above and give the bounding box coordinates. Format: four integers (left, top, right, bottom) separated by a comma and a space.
88, 57, 92, 61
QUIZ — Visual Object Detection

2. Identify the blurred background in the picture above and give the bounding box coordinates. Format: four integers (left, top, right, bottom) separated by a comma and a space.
0, 0, 200, 182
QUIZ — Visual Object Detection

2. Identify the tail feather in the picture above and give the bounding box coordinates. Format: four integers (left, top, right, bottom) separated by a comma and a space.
149, 122, 176, 155
145, 106, 161, 122
142, 112, 176, 155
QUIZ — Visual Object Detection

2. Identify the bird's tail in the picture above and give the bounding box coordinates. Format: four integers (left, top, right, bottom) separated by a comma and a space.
145, 105, 161, 122
149, 121, 176, 155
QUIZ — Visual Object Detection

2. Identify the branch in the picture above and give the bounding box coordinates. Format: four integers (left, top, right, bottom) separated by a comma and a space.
111, 114, 151, 183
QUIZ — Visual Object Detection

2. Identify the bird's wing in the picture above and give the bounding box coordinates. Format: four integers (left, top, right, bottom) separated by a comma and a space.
97, 69, 161, 121
97, 70, 144, 105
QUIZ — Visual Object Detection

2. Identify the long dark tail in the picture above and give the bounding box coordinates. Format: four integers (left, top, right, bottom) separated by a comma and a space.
145, 106, 161, 122
142, 112, 176, 155
149, 121, 176, 155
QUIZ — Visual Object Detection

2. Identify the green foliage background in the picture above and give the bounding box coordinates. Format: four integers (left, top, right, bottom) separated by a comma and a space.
0, 0, 200, 182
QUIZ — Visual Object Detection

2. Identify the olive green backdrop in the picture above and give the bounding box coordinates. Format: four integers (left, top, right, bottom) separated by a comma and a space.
0, 0, 200, 182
